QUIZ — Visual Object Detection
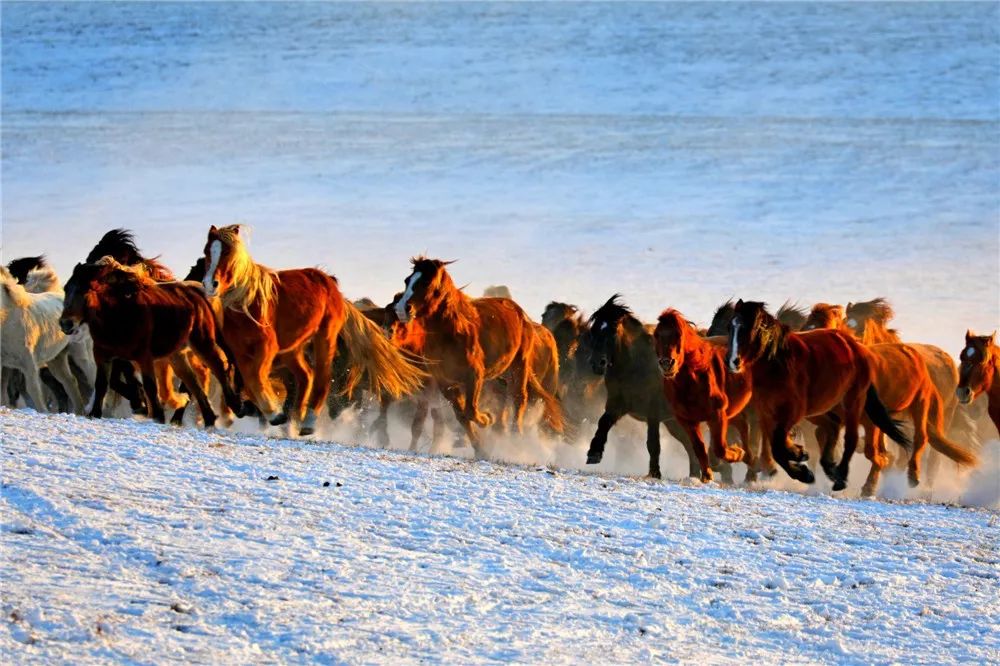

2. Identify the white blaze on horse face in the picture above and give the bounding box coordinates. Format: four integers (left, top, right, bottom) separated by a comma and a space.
847, 318, 858, 329
599, 322, 608, 331
204, 240, 222, 295
396, 271, 422, 323
728, 320, 741, 372
966, 347, 976, 359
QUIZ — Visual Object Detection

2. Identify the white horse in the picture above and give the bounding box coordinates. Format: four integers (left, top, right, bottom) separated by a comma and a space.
0, 265, 94, 413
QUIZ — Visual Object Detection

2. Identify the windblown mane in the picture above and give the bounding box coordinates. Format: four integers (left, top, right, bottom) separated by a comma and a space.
7, 255, 47, 284
847, 298, 895, 325
411, 256, 479, 338
741, 302, 788, 363
24, 265, 62, 294
86, 228, 175, 281
589, 294, 636, 332
707, 298, 736, 336
776, 301, 808, 331
216, 225, 278, 324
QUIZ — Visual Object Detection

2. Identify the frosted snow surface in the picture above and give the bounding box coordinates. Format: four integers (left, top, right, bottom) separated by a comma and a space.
1, 409, 998, 664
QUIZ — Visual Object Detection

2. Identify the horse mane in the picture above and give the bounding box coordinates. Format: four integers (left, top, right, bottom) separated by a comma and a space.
776, 300, 808, 331
707, 298, 736, 336
411, 256, 480, 337
483, 285, 512, 299
216, 224, 278, 324
658, 308, 712, 368
0, 266, 31, 308
743, 302, 788, 363
589, 294, 636, 331
7, 255, 47, 284
858, 318, 901, 345
847, 298, 895, 325
24, 266, 62, 294
86, 228, 176, 281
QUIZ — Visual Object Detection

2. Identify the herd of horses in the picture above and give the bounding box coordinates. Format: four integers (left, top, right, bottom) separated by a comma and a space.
2, 226, 997, 498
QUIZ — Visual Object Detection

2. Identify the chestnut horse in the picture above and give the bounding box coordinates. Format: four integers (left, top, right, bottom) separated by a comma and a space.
584, 296, 700, 480
958, 331, 1000, 437
202, 224, 426, 436
59, 258, 243, 427
393, 257, 563, 451
654, 309, 752, 482
726, 300, 910, 489
804, 302, 978, 493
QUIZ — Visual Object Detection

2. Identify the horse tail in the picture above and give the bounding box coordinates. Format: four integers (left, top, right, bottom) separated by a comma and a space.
927, 389, 979, 466
864, 385, 912, 450
338, 301, 428, 400
528, 371, 565, 435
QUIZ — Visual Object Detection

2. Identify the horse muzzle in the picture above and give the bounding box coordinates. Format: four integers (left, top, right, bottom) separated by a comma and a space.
658, 358, 677, 378
591, 357, 609, 376
727, 357, 743, 374
59, 318, 79, 336
955, 386, 973, 405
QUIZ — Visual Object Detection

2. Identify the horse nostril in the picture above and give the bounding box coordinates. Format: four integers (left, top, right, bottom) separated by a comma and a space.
212, 280, 219, 289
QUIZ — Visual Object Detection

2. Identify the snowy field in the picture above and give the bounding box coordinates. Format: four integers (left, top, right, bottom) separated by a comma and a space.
2, 408, 998, 664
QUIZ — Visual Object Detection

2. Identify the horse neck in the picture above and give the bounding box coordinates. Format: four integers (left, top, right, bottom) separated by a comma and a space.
678, 326, 714, 371
614, 316, 656, 371
221, 246, 275, 321
984, 345, 1000, 397
422, 275, 479, 336
860, 319, 899, 345
753, 316, 789, 365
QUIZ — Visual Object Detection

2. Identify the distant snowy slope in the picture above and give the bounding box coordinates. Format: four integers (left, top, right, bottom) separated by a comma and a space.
1, 409, 997, 664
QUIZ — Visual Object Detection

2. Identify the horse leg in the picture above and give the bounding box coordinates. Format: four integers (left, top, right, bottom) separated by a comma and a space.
110, 360, 145, 413
681, 421, 713, 483
462, 369, 492, 428
586, 409, 623, 465
768, 412, 815, 484
156, 360, 188, 412
39, 368, 70, 413
302, 318, 338, 437
709, 408, 745, 463
187, 331, 245, 420
19, 357, 49, 414
137, 359, 165, 424
861, 420, 885, 497
755, 418, 777, 478
734, 415, 756, 483
277, 348, 313, 434
170, 353, 217, 429
907, 394, 931, 488
662, 414, 701, 479
811, 413, 841, 482
832, 388, 866, 491
409, 397, 430, 451
89, 359, 111, 418
47, 351, 85, 415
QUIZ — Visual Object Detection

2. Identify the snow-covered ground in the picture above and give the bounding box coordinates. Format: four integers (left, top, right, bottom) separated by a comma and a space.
1, 409, 998, 664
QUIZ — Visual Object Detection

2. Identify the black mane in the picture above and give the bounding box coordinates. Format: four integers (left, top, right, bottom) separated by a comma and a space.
589, 294, 633, 329
86, 228, 144, 265
6, 255, 47, 284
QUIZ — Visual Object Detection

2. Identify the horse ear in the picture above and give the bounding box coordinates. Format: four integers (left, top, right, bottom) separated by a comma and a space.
990, 331, 997, 345
209, 225, 217, 233
735, 298, 744, 308
966, 329, 974, 342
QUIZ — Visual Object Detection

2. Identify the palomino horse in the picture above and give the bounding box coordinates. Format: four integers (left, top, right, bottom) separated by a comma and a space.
726, 300, 910, 489
584, 296, 700, 480
958, 331, 1000, 437
653, 309, 752, 482
1, 266, 90, 414
393, 257, 563, 451
59, 258, 243, 427
202, 224, 426, 436
804, 302, 978, 493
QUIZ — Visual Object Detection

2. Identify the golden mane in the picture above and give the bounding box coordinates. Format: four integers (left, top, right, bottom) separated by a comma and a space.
215, 225, 279, 324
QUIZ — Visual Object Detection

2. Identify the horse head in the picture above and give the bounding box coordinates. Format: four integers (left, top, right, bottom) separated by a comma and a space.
802, 303, 846, 331
727, 299, 780, 374
395, 257, 455, 323
958, 330, 997, 405
587, 295, 633, 376
654, 309, 690, 379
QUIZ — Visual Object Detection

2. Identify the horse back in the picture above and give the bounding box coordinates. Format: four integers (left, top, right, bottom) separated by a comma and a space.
270, 268, 344, 349
787, 329, 873, 413
472, 297, 530, 376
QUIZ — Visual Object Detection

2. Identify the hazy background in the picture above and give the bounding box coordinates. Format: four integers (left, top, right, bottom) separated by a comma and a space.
3, 1, 998, 354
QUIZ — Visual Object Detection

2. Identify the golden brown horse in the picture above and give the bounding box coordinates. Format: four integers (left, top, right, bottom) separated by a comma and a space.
203, 224, 425, 436
394, 257, 563, 452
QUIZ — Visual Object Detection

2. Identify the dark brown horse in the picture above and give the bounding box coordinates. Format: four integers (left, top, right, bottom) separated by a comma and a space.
584, 296, 700, 480
654, 309, 752, 482
958, 331, 1000, 437
708, 299, 808, 337
541, 301, 605, 429
394, 258, 563, 452
59, 258, 243, 427
726, 300, 910, 489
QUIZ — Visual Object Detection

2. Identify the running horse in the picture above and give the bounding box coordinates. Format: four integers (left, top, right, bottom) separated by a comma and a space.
957, 331, 1000, 437
202, 224, 426, 436
59, 258, 243, 427
726, 300, 911, 489
393, 257, 564, 452
584, 296, 701, 480
653, 308, 752, 482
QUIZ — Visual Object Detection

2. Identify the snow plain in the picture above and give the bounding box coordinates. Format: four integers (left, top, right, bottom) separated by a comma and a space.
2, 408, 999, 664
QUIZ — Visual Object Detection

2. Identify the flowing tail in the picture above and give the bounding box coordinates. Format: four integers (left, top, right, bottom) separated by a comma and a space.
927, 391, 979, 466
338, 301, 428, 400
864, 386, 912, 450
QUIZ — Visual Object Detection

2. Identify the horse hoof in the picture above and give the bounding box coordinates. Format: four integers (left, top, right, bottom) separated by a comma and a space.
790, 463, 815, 484
820, 460, 838, 482
908, 475, 920, 488
649, 470, 662, 480
700, 470, 714, 484
722, 447, 745, 463
832, 478, 847, 492
299, 425, 315, 437
241, 400, 260, 417
586, 452, 603, 465
269, 412, 288, 427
